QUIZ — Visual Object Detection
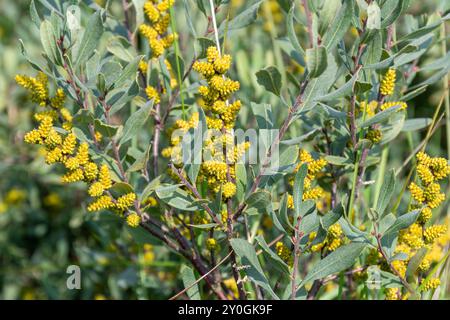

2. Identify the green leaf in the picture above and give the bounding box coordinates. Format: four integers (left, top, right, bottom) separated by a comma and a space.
255, 66, 282, 97
306, 46, 328, 78
73, 11, 104, 67
366, 1, 381, 29
94, 119, 119, 138
127, 143, 151, 173
180, 265, 200, 300
140, 175, 162, 201
246, 190, 271, 212
364, 45, 417, 70
188, 223, 218, 229
299, 53, 338, 113
155, 185, 203, 211
110, 56, 142, 90
30, 0, 41, 28
120, 100, 153, 144
255, 235, 290, 274
324, 155, 351, 166
316, 71, 359, 102
107, 39, 136, 62
293, 163, 308, 219
281, 129, 320, 145
250, 102, 274, 129
230, 239, 279, 299
132, 0, 146, 29
382, 210, 420, 239
279, 194, 293, 231
381, 0, 411, 28
197, 37, 216, 59
109, 182, 134, 198
235, 164, 247, 203
375, 169, 395, 216
405, 247, 428, 282
401, 118, 432, 132
300, 243, 367, 286
322, 0, 353, 50
360, 105, 401, 128
40, 20, 59, 64
287, 4, 305, 56
218, 1, 262, 36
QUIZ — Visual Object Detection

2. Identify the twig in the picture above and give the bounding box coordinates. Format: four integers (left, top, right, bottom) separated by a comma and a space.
169, 163, 224, 227
169, 251, 233, 300
291, 216, 303, 300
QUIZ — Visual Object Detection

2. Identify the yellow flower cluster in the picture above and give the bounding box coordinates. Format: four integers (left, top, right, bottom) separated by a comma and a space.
391, 219, 449, 278
366, 129, 382, 144
276, 241, 293, 266
193, 47, 248, 198
409, 152, 450, 215
18, 73, 140, 225
385, 288, 400, 300
206, 238, 217, 250
380, 101, 407, 111
380, 68, 396, 96
288, 149, 328, 208
162, 112, 199, 164
16, 73, 73, 131
194, 47, 241, 129
142, 59, 178, 104
420, 278, 440, 292
140, 0, 175, 58
145, 85, 160, 104
15, 72, 48, 106
359, 100, 378, 118
126, 212, 141, 227
310, 222, 345, 252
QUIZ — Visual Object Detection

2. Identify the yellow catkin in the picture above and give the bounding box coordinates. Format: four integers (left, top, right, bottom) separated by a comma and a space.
87, 195, 114, 212
206, 238, 217, 250
366, 129, 382, 144
385, 288, 400, 300
145, 85, 161, 104
380, 68, 396, 96
116, 193, 137, 211
222, 182, 237, 199
424, 225, 447, 244
88, 182, 104, 197
276, 241, 292, 266
99, 164, 112, 189
420, 278, 440, 291
126, 213, 141, 227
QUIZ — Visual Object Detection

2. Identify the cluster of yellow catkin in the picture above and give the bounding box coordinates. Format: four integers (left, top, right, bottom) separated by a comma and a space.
380, 152, 450, 299
359, 68, 407, 144
17, 73, 139, 228
163, 46, 249, 199
139, 0, 175, 58
287, 149, 328, 206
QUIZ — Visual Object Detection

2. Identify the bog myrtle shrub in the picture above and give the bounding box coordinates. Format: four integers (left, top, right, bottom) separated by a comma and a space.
3, 0, 450, 300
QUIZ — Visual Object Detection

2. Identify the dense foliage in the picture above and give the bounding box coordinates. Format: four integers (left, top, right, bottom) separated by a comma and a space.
1, 0, 450, 300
